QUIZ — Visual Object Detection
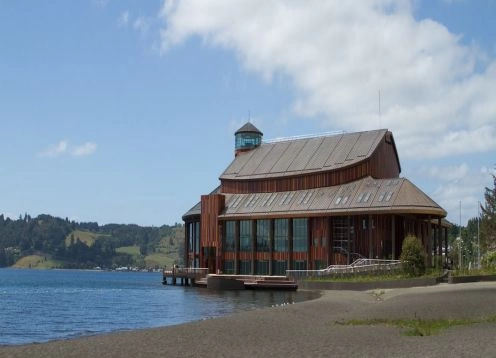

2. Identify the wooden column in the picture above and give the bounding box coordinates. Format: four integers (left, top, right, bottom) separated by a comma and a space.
235, 220, 240, 275
307, 218, 312, 270
269, 219, 274, 276
391, 215, 396, 260
184, 222, 190, 267
288, 218, 293, 271
369, 215, 373, 259
251, 220, 256, 275
347, 216, 351, 264
216, 222, 223, 274
438, 217, 442, 261
438, 218, 443, 257
427, 216, 432, 267
444, 227, 449, 263
328, 217, 332, 266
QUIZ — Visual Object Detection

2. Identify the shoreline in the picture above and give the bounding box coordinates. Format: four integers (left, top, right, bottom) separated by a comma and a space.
2, 282, 496, 357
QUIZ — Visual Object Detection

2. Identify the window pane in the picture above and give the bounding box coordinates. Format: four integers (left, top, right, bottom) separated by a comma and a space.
194, 222, 200, 255
274, 219, 288, 252
256, 220, 270, 252
240, 220, 252, 252
292, 260, 307, 270
293, 218, 308, 253
223, 260, 234, 274
272, 260, 287, 275
224, 221, 236, 252
239, 260, 251, 275
255, 260, 269, 275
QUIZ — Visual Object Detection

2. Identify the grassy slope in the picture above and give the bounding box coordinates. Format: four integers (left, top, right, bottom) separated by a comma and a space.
116, 246, 140, 256
12, 254, 63, 269
65, 230, 109, 247
116, 245, 179, 268
13, 226, 184, 269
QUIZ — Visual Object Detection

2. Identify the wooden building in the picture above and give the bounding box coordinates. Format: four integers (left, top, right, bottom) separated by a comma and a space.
183, 123, 448, 275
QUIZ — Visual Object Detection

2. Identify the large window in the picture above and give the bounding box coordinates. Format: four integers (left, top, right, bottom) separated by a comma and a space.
224, 221, 236, 252
239, 260, 251, 275
292, 260, 307, 270
235, 133, 262, 150
256, 220, 270, 252
223, 260, 234, 274
274, 219, 288, 252
255, 260, 269, 275
194, 222, 200, 255
188, 222, 200, 254
272, 260, 287, 276
188, 223, 194, 253
293, 218, 308, 253
240, 220, 252, 252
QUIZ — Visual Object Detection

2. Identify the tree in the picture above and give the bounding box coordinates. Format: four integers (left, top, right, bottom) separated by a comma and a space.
481, 169, 496, 253
400, 235, 426, 276
462, 217, 480, 267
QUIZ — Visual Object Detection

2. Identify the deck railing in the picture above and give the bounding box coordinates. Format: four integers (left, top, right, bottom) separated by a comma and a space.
162, 267, 208, 279
286, 259, 402, 281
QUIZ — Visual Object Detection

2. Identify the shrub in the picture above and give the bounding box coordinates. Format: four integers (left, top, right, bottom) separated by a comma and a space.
400, 235, 426, 276
486, 251, 496, 268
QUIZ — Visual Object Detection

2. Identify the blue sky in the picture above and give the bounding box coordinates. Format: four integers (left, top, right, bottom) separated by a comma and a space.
1, 0, 495, 226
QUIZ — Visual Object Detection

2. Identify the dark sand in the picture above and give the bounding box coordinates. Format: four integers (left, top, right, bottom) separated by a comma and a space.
1, 282, 496, 358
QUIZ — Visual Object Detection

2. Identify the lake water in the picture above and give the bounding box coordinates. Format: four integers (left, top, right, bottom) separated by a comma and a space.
0, 268, 317, 345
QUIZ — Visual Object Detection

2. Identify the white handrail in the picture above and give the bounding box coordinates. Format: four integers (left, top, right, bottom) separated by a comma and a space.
286, 259, 402, 280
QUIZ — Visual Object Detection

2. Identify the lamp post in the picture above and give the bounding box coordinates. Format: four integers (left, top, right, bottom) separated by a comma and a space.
477, 200, 481, 269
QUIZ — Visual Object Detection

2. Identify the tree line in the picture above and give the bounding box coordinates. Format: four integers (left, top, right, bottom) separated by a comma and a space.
0, 213, 182, 269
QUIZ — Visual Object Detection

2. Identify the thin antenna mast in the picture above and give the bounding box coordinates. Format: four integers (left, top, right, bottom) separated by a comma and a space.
378, 89, 381, 117
378, 89, 382, 128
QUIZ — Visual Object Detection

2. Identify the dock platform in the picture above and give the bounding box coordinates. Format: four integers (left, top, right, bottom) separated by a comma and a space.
162, 267, 208, 286
162, 269, 297, 290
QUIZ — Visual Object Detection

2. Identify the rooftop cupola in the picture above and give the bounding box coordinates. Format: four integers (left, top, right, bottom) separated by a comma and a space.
234, 122, 263, 156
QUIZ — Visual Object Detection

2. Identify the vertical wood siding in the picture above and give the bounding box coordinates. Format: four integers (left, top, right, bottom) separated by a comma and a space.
220, 135, 400, 194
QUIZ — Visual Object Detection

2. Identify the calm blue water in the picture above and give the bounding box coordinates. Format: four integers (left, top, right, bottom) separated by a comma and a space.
0, 269, 317, 345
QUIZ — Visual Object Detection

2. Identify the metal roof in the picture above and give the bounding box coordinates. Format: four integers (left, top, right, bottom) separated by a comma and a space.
217, 176, 446, 219
221, 129, 388, 180
234, 122, 263, 135
182, 177, 446, 220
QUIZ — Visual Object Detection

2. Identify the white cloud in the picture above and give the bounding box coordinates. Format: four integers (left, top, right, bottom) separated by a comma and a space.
38, 140, 68, 158
421, 163, 470, 182
72, 142, 97, 157
159, 0, 496, 160
426, 164, 493, 224
118, 11, 130, 27
38, 140, 97, 158
134, 16, 150, 35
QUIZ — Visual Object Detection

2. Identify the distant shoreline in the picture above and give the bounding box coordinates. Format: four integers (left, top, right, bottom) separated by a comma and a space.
2, 282, 496, 357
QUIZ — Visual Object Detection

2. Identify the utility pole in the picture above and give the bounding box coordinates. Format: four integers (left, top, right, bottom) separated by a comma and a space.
477, 200, 481, 269
459, 200, 462, 270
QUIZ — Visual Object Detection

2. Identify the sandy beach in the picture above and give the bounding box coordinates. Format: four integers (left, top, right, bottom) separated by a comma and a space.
1, 282, 496, 358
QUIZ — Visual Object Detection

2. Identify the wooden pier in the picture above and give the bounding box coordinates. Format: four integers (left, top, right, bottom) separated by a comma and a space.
163, 268, 297, 290
162, 267, 208, 286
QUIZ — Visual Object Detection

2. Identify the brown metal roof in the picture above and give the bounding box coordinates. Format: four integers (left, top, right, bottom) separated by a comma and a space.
235, 122, 263, 135
220, 129, 388, 180
218, 176, 446, 219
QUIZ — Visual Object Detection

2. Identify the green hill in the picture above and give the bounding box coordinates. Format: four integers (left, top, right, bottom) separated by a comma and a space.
12, 254, 64, 269
0, 213, 184, 269
65, 230, 110, 247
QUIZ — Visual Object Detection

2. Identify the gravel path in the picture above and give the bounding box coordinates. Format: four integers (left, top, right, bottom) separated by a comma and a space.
1, 282, 496, 358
